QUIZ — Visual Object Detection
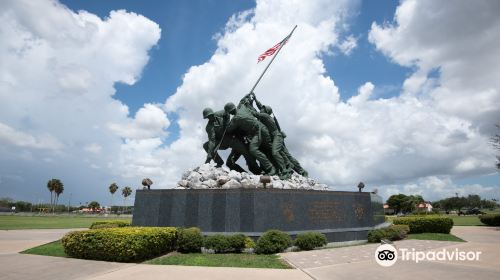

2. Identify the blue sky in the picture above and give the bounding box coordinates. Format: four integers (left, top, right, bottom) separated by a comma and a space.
1, 0, 499, 205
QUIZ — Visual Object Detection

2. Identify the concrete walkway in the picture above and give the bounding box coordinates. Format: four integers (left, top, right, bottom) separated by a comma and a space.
1, 227, 499, 280
281, 226, 500, 280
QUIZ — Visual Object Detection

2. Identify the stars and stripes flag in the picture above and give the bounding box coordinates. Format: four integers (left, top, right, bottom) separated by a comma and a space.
257, 34, 291, 63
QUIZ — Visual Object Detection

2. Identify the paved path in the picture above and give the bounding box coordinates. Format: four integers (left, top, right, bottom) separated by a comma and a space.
1, 227, 499, 280
281, 226, 500, 280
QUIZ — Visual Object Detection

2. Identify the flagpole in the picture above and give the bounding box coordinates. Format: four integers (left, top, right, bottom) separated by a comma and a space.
209, 25, 297, 161
249, 25, 297, 94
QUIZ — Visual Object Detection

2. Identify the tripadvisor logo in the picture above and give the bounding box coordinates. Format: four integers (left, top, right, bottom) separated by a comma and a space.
375, 244, 398, 267
375, 244, 482, 267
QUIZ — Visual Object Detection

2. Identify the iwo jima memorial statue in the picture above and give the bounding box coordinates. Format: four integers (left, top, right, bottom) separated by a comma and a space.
133, 26, 385, 242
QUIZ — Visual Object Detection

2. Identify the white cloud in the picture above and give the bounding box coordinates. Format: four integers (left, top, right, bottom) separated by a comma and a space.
108, 104, 170, 140
348, 82, 374, 105
380, 176, 497, 202
0, 0, 161, 201
84, 143, 102, 154
368, 0, 500, 135
0, 122, 63, 150
338, 35, 357, 55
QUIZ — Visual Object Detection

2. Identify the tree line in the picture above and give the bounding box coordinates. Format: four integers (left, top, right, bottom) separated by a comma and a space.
386, 193, 498, 214
432, 194, 497, 212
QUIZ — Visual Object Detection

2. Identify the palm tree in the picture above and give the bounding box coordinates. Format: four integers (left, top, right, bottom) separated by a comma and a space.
122, 186, 132, 214
47, 180, 55, 212
109, 183, 119, 213
142, 178, 153, 190
47, 179, 63, 213
54, 183, 64, 212
492, 124, 500, 170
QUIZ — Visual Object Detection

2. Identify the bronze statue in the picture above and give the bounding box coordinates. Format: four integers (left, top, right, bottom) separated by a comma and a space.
202, 92, 308, 179
202, 107, 261, 174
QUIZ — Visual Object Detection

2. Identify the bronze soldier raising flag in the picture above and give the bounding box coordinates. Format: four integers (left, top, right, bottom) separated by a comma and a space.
202, 25, 307, 179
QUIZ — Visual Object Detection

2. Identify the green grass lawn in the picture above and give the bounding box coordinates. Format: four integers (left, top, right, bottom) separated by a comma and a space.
385, 214, 488, 226
450, 215, 484, 226
146, 253, 291, 269
408, 233, 465, 242
0, 215, 131, 230
21, 240, 67, 257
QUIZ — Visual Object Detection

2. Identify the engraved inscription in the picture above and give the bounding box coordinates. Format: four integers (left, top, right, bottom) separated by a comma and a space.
308, 201, 343, 223
353, 203, 365, 220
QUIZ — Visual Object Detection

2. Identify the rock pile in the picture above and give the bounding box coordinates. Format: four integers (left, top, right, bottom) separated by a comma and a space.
176, 163, 329, 190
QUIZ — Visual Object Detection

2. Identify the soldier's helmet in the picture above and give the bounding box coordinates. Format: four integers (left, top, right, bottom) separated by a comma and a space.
263, 105, 273, 115
202, 108, 214, 119
224, 102, 237, 114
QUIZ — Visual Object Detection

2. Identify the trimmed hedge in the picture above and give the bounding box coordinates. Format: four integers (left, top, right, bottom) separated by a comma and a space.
89, 220, 131, 229
203, 234, 247, 253
176, 227, 204, 253
479, 214, 500, 226
255, 230, 292, 254
204, 234, 231, 253
367, 225, 409, 243
61, 227, 176, 262
227, 234, 246, 252
294, 232, 327, 250
392, 216, 453, 233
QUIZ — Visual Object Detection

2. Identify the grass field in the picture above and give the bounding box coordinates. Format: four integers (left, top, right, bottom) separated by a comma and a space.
146, 253, 291, 269
386, 214, 494, 226
21, 240, 67, 257
0, 215, 131, 230
408, 233, 465, 242
450, 215, 484, 226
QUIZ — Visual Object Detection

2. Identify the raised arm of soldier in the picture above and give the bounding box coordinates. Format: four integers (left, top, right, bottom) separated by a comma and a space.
252, 92, 264, 111
238, 92, 257, 112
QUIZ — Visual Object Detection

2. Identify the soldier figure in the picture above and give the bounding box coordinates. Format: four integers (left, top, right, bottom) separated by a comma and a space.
224, 102, 277, 176
202, 107, 260, 174
251, 93, 308, 177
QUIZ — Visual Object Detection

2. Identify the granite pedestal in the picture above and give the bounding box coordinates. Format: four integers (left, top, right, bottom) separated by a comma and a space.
132, 189, 385, 242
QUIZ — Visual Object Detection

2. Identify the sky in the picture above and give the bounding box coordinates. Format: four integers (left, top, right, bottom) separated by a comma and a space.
0, 0, 499, 206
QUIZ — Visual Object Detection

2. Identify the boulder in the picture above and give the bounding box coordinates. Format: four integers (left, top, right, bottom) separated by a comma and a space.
216, 175, 230, 185
222, 179, 241, 189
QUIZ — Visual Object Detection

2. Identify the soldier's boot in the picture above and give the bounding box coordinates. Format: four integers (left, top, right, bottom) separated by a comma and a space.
265, 166, 277, 176
227, 162, 246, 173
278, 166, 293, 180
214, 155, 224, 168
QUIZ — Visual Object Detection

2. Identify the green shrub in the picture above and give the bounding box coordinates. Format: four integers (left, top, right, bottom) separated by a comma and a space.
392, 216, 453, 233
367, 225, 409, 243
244, 236, 256, 249
227, 234, 246, 252
203, 234, 247, 253
176, 227, 203, 253
479, 214, 500, 226
204, 234, 231, 253
61, 227, 176, 262
255, 230, 292, 254
294, 232, 327, 250
89, 220, 131, 229
391, 224, 410, 238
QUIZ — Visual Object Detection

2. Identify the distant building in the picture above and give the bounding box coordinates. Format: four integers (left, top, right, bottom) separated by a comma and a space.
383, 204, 394, 215
417, 202, 433, 212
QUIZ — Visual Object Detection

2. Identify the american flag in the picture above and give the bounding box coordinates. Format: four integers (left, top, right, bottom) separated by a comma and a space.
257, 35, 290, 63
